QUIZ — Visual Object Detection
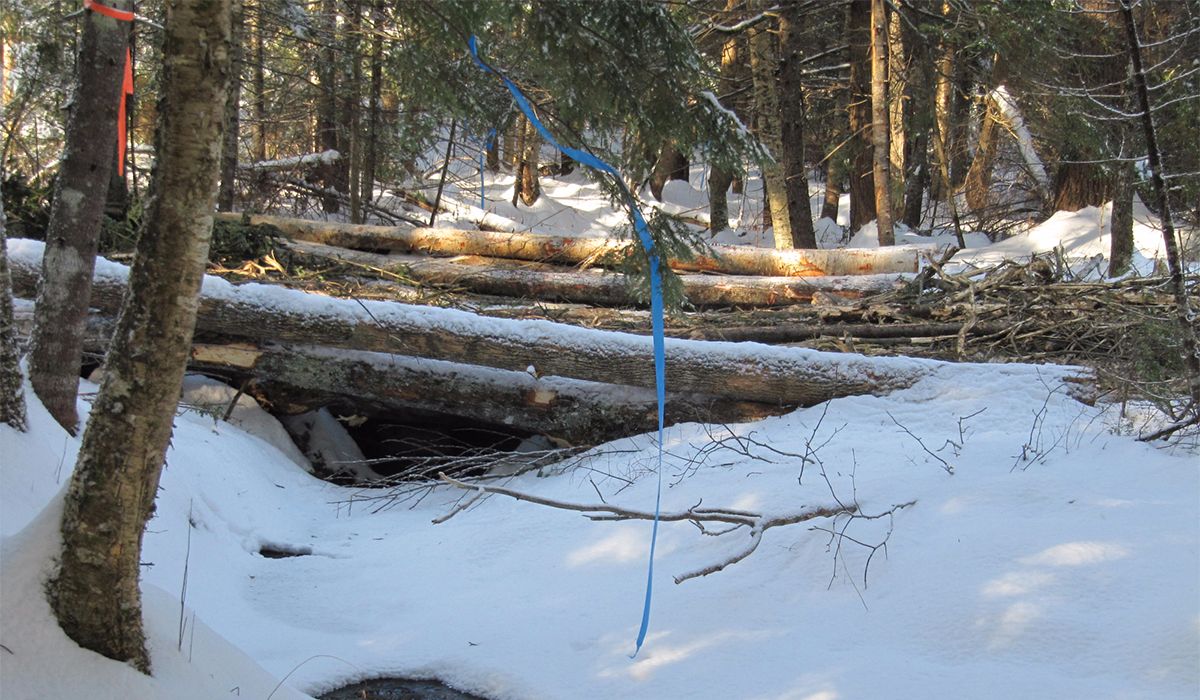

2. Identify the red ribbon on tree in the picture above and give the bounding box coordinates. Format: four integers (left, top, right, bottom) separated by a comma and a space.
83, 0, 135, 176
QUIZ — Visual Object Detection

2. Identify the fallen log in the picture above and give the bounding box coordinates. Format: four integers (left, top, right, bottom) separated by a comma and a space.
8, 240, 935, 406
282, 240, 903, 308
11, 304, 782, 444
685, 321, 1008, 343
215, 211, 935, 277
187, 342, 782, 445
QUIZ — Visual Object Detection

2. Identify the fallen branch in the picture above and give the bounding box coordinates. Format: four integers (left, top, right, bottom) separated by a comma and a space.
436, 472, 858, 583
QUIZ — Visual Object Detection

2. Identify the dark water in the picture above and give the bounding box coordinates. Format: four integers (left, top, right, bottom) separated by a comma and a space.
318, 678, 489, 700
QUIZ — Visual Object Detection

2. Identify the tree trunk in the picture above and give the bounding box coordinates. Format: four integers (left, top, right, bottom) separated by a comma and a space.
316, 0, 340, 213
931, 0, 956, 202
709, 166, 733, 233
9, 252, 927, 408
0, 195, 26, 431
963, 97, 1001, 214
749, 8, 793, 248
1052, 161, 1113, 212
346, 0, 363, 224
517, 116, 541, 206
1119, 0, 1200, 409
1107, 162, 1134, 277
649, 142, 688, 202
869, 0, 895, 245
218, 0, 244, 212
363, 0, 382, 197
709, 3, 742, 234
27, 0, 132, 433
887, 7, 907, 213
847, 0, 875, 232
778, 5, 816, 249
821, 155, 843, 222
49, 0, 232, 674
211, 211, 928, 276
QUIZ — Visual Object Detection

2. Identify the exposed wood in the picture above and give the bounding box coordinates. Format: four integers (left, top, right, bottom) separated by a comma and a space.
214, 212, 931, 277
280, 239, 903, 308
8, 255, 932, 407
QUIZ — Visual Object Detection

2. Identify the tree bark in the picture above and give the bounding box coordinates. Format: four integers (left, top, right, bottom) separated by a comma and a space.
869, 0, 895, 245
26, 0, 132, 433
191, 343, 785, 446
515, 116, 541, 206
316, 0, 340, 213
363, 0, 383, 198
1119, 0, 1200, 409
218, 0, 244, 212
649, 142, 688, 202
963, 96, 1001, 214
0, 195, 26, 431
211, 211, 928, 276
9, 253, 928, 407
1052, 161, 1113, 212
749, 8, 793, 248
1107, 162, 1134, 277
709, 2, 743, 233
847, 0, 876, 232
778, 5, 817, 249
821, 155, 843, 223
49, 0, 232, 674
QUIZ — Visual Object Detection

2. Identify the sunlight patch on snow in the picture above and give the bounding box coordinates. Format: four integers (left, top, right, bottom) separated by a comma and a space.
567, 529, 645, 567
1021, 541, 1131, 567
983, 601, 1043, 651
604, 629, 775, 682
981, 571, 1058, 598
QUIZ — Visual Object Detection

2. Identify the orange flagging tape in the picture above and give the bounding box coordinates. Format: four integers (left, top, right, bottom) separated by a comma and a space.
83, 0, 135, 22
83, 0, 134, 176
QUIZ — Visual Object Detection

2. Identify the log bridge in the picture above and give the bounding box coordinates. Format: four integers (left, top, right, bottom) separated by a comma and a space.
9, 241, 942, 446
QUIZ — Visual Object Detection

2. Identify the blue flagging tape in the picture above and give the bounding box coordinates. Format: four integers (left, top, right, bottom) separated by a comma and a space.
469, 35, 666, 659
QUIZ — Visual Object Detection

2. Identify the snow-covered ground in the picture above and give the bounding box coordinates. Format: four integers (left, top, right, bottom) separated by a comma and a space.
2, 164, 1198, 699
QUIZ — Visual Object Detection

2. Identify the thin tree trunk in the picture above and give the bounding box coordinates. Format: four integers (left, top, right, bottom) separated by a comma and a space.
346, 0, 363, 224
821, 155, 843, 222
27, 0, 132, 433
887, 6, 907, 212
1108, 162, 1134, 277
363, 0, 382, 198
709, 166, 734, 233
709, 2, 742, 233
847, 0, 875, 232
0, 195, 26, 431
517, 116, 541, 207
49, 0, 232, 673
779, 5, 816, 248
218, 0, 244, 212
749, 9, 793, 248
650, 142, 688, 202
316, 0, 340, 212
964, 90, 1001, 214
869, 0, 895, 245
1119, 0, 1200, 409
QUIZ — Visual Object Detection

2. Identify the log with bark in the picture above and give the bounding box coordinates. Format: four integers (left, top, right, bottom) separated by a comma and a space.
214, 212, 936, 277
280, 239, 905, 308
8, 243, 935, 407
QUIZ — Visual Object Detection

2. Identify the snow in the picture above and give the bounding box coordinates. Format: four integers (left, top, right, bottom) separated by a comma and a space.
3, 150, 1199, 700
2, 351, 1197, 699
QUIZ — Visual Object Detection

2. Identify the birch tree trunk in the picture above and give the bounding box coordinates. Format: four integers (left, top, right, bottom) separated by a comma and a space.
27, 0, 131, 433
49, 0, 233, 673
0, 196, 25, 431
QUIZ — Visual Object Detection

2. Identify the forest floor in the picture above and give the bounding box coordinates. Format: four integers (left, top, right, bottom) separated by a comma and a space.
2, 164, 1198, 699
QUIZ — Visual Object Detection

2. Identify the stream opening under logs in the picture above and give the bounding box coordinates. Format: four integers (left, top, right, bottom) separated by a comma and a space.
317, 677, 490, 700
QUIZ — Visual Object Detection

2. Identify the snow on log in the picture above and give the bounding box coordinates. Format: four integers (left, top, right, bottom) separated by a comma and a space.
281, 240, 903, 308
214, 212, 933, 277
239, 149, 341, 172
7, 239, 936, 407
